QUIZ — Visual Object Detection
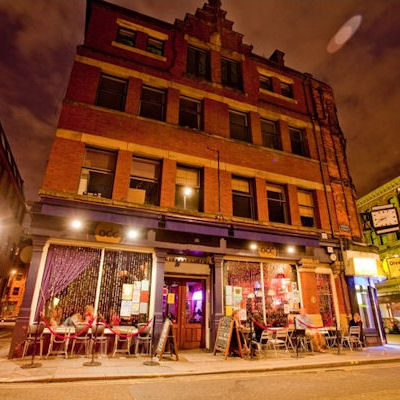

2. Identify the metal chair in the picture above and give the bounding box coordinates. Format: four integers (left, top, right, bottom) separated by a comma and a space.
250, 330, 269, 358
89, 323, 108, 356
22, 323, 45, 358
47, 327, 71, 358
135, 323, 152, 355
341, 326, 363, 351
112, 327, 134, 357
266, 329, 289, 357
70, 323, 90, 357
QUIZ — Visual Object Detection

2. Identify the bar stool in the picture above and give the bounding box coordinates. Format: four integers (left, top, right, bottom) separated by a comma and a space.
22, 323, 45, 358
89, 323, 108, 356
70, 323, 90, 357
135, 324, 152, 355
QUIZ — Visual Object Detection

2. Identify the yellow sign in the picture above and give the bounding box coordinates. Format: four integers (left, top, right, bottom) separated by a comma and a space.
167, 293, 175, 304
258, 245, 277, 258
388, 258, 400, 278
94, 222, 121, 243
353, 257, 378, 277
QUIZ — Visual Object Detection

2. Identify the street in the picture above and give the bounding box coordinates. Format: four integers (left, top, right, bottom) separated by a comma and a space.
1, 362, 400, 400
0, 323, 13, 358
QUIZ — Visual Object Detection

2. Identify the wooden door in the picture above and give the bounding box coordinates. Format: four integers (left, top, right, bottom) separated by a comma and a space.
163, 277, 205, 349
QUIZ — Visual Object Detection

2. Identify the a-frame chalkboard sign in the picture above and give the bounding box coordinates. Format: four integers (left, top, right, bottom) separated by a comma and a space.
155, 318, 178, 361
213, 316, 244, 359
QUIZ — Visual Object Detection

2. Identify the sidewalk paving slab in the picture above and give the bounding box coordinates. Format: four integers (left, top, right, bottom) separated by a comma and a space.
1, 345, 400, 384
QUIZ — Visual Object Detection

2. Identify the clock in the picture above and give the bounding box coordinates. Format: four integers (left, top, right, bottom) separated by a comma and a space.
371, 207, 399, 228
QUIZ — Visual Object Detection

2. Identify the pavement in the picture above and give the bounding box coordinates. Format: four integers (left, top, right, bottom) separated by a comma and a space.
2, 344, 400, 384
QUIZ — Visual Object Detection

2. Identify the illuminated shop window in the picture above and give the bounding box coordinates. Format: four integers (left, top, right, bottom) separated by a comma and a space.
355, 283, 375, 329
315, 273, 335, 326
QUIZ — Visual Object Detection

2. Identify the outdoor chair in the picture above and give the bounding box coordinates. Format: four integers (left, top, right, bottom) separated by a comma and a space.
89, 323, 108, 356
341, 326, 363, 351
323, 329, 338, 348
47, 327, 71, 358
22, 323, 45, 358
250, 330, 269, 358
266, 328, 289, 357
70, 323, 90, 357
112, 327, 135, 357
135, 323, 152, 355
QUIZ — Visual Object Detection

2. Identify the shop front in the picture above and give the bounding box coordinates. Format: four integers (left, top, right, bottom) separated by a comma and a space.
344, 250, 386, 345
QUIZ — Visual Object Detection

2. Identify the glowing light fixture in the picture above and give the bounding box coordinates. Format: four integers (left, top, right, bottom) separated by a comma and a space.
287, 246, 295, 254
250, 243, 258, 250
71, 219, 82, 230
10, 269, 16, 275
183, 187, 193, 196
127, 229, 138, 239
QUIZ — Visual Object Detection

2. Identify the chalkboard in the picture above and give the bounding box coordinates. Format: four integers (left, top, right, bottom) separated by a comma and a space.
155, 319, 178, 361
214, 316, 236, 359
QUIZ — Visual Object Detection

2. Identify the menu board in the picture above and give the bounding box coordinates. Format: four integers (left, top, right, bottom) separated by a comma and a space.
155, 319, 178, 361
213, 316, 235, 359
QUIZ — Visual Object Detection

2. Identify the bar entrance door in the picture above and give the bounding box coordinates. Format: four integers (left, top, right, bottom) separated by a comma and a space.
163, 277, 205, 349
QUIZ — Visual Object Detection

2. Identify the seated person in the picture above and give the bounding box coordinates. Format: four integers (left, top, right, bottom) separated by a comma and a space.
49, 309, 59, 327
252, 312, 264, 342
296, 308, 326, 352
109, 308, 120, 327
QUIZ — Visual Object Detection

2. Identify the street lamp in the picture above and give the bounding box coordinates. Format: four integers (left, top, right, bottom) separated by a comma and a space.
71, 219, 83, 230
286, 245, 295, 254
250, 243, 258, 250
183, 186, 192, 209
127, 229, 138, 240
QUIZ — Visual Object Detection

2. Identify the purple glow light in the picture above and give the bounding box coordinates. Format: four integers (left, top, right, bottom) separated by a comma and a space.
192, 290, 203, 301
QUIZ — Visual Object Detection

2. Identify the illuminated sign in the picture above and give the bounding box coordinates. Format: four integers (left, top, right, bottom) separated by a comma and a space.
94, 222, 121, 243
352, 257, 378, 277
388, 258, 400, 278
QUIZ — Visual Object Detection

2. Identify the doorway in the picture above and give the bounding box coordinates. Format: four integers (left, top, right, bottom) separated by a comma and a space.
163, 277, 205, 349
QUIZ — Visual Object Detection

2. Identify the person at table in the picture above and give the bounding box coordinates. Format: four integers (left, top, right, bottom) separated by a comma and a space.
349, 313, 364, 344
229, 310, 249, 356
296, 308, 326, 352
84, 305, 94, 323
109, 308, 120, 327
252, 312, 264, 342
49, 308, 59, 327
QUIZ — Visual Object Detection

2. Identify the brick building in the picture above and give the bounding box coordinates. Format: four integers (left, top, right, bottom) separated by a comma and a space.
357, 176, 400, 334
0, 122, 27, 319
10, 0, 384, 355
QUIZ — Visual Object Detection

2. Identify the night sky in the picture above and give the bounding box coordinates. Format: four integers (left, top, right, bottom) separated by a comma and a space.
1, 0, 399, 201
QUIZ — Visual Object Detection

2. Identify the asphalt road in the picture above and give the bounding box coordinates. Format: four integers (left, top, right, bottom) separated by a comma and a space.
1, 362, 400, 400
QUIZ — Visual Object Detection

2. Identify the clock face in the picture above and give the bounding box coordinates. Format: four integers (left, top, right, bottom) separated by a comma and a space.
371, 208, 399, 228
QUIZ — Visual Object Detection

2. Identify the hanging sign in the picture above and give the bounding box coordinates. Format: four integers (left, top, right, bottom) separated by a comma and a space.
94, 222, 121, 243
167, 293, 175, 304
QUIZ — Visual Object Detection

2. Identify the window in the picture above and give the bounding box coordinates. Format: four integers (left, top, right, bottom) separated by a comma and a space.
12, 287, 20, 296
280, 82, 293, 98
116, 27, 136, 47
96, 74, 127, 111
78, 147, 117, 199
316, 273, 335, 326
146, 37, 164, 56
289, 127, 309, 157
16, 273, 23, 281
187, 46, 210, 80
260, 75, 273, 91
179, 97, 201, 129
129, 157, 160, 206
221, 58, 242, 90
298, 189, 315, 227
229, 110, 251, 142
232, 176, 255, 219
139, 86, 166, 121
267, 183, 287, 223
175, 166, 201, 211
261, 119, 281, 150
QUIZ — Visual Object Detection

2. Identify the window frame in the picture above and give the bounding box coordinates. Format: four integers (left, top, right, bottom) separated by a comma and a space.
298, 189, 316, 227
95, 74, 128, 111
221, 57, 242, 90
260, 75, 273, 91
129, 156, 161, 206
179, 96, 202, 130
260, 119, 282, 150
289, 127, 310, 157
175, 165, 202, 212
146, 36, 164, 56
78, 147, 117, 199
186, 45, 211, 81
266, 183, 288, 224
115, 27, 137, 47
232, 176, 256, 219
229, 110, 251, 143
280, 82, 294, 98
139, 85, 166, 121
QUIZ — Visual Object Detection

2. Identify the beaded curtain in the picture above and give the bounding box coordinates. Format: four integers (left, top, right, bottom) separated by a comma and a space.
97, 250, 152, 322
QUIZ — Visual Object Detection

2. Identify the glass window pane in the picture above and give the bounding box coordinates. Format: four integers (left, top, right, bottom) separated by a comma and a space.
116, 28, 136, 47
176, 167, 199, 186
84, 149, 116, 171
96, 75, 127, 111
232, 178, 250, 193
146, 37, 164, 56
298, 190, 313, 206
233, 194, 252, 218
131, 159, 157, 179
